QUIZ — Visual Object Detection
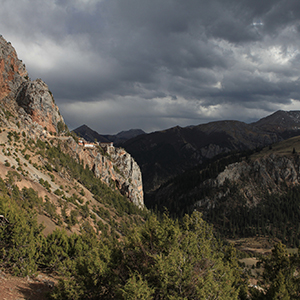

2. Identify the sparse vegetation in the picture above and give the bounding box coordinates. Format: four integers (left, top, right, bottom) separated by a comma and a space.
3, 109, 13, 120
2, 86, 300, 300
39, 178, 51, 192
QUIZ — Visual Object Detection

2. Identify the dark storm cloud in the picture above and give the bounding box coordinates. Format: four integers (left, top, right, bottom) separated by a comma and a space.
1, 0, 300, 133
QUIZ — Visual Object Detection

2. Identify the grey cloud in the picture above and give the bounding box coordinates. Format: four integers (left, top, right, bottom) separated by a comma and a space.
2, 0, 300, 133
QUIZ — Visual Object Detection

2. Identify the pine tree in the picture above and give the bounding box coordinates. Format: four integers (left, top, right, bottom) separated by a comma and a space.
120, 272, 154, 300
118, 212, 239, 300
262, 242, 300, 300
0, 194, 45, 276
267, 271, 290, 300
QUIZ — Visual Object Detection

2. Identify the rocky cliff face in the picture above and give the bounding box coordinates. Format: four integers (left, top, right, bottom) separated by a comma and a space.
188, 151, 300, 213
59, 138, 144, 208
0, 35, 28, 101
210, 153, 300, 207
0, 35, 144, 208
109, 147, 144, 207
148, 136, 300, 217
0, 36, 63, 135
16, 79, 64, 133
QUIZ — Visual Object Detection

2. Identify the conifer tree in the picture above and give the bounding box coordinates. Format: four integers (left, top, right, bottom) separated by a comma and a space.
262, 242, 300, 300
120, 272, 154, 300
117, 211, 239, 300
268, 271, 290, 300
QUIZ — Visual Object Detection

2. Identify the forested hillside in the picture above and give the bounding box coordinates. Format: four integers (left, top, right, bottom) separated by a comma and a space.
149, 136, 300, 249
123, 111, 300, 199
1, 172, 300, 299
1, 35, 300, 299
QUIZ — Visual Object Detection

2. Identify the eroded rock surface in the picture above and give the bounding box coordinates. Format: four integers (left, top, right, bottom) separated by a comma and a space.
0, 35, 144, 208
16, 79, 64, 133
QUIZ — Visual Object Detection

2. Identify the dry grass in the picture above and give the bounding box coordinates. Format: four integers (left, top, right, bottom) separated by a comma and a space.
252, 135, 300, 159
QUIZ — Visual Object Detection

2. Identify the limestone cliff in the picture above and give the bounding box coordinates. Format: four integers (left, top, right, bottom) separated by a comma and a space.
16, 79, 64, 133
0, 36, 64, 135
210, 153, 300, 207
58, 138, 144, 208
0, 35, 144, 208
0, 35, 28, 101
148, 135, 300, 218
191, 145, 300, 212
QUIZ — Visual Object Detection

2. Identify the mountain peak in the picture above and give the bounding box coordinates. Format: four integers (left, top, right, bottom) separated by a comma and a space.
73, 125, 145, 145
253, 110, 300, 133
0, 35, 65, 134
0, 35, 28, 101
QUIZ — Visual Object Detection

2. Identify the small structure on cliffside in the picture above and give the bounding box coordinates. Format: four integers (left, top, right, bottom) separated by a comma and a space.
99, 142, 114, 154
78, 139, 96, 148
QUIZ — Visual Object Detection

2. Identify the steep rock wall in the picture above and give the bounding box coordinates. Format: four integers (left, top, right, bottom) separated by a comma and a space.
0, 36, 64, 135
16, 79, 64, 133
196, 153, 300, 208
0, 35, 28, 101
0, 35, 144, 208
60, 138, 144, 208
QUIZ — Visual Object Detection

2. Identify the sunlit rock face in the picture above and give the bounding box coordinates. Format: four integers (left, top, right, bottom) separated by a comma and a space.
0, 35, 144, 208
16, 79, 64, 134
0, 35, 28, 101
0, 35, 65, 135
64, 138, 144, 208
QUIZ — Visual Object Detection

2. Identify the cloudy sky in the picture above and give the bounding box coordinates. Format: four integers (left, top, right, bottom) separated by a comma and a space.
2, 0, 300, 134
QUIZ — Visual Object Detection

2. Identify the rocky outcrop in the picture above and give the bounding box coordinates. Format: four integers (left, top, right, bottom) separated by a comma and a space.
109, 147, 143, 207
197, 153, 300, 208
0, 35, 28, 101
16, 79, 64, 133
59, 138, 144, 208
0, 36, 65, 135
0, 35, 144, 208
216, 155, 300, 189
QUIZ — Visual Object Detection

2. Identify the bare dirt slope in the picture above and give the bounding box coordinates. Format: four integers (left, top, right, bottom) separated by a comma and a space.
0, 270, 55, 300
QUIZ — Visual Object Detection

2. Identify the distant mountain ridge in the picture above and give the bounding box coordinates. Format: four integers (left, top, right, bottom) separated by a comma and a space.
120, 110, 300, 200
73, 124, 111, 143
73, 125, 145, 146
74, 111, 300, 202
252, 110, 300, 135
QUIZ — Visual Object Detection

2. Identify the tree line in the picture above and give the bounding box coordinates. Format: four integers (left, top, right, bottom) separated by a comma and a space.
1, 174, 300, 299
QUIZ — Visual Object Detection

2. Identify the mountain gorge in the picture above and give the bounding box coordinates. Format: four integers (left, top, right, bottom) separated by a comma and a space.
1, 36, 300, 299
121, 111, 300, 203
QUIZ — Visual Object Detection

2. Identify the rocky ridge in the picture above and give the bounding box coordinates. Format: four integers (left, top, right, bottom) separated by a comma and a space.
207, 153, 300, 207
147, 134, 300, 223
59, 138, 143, 208
185, 136, 300, 213
0, 35, 28, 101
0, 35, 144, 209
